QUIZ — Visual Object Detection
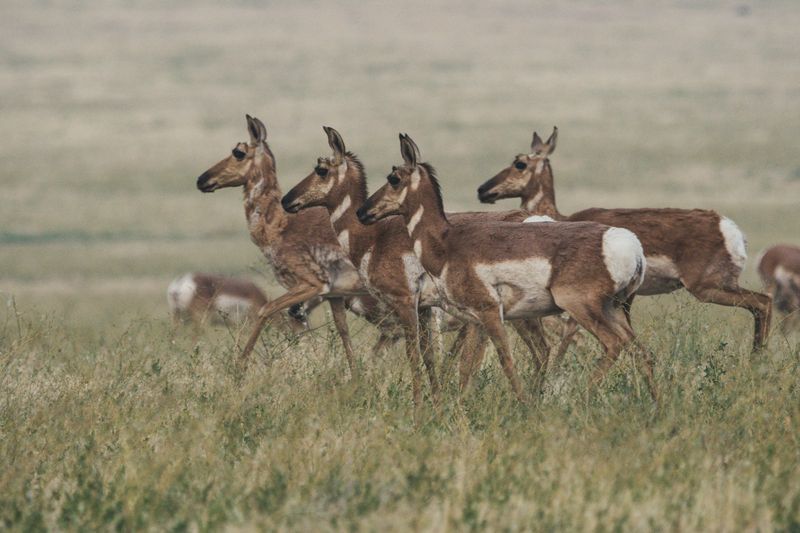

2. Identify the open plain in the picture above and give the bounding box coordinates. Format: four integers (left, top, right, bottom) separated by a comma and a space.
1, 0, 800, 529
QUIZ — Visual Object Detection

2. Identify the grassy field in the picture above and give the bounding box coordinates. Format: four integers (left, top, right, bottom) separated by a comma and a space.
2, 0, 800, 530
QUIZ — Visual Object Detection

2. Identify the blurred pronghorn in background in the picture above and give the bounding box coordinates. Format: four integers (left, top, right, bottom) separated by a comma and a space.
757, 245, 800, 331
167, 272, 310, 332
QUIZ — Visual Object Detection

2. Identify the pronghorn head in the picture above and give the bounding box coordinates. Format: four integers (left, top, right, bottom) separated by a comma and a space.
358, 133, 442, 225
196, 115, 275, 193
282, 126, 352, 213
477, 126, 557, 205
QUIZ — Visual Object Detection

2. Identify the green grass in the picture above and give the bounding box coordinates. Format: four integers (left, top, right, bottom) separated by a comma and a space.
1, 303, 799, 531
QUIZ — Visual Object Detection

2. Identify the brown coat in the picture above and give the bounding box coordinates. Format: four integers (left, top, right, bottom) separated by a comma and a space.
477, 127, 772, 350
359, 134, 656, 403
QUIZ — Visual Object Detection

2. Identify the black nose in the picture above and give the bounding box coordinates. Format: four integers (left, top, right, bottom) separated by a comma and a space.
477, 181, 498, 203
196, 172, 214, 192
281, 194, 292, 211
357, 204, 375, 224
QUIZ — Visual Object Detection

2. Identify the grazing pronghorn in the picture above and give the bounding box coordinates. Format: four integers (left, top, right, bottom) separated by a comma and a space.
477, 127, 772, 353
282, 127, 552, 397
757, 245, 800, 330
358, 134, 657, 403
196, 115, 386, 373
167, 272, 308, 331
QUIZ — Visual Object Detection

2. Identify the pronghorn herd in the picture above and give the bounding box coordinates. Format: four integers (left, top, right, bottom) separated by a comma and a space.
185, 114, 797, 407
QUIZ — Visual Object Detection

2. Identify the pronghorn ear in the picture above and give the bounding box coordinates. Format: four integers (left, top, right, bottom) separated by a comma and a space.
399, 133, 418, 167
246, 114, 259, 144
545, 126, 558, 154
253, 117, 268, 143
323, 126, 346, 163
531, 131, 545, 154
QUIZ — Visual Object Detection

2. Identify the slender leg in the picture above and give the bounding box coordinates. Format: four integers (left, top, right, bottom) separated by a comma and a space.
630, 337, 659, 402
687, 284, 772, 351
241, 284, 321, 364
459, 325, 488, 392
328, 297, 359, 379
440, 322, 469, 386
418, 308, 440, 401
556, 294, 658, 402
478, 311, 527, 404
552, 317, 580, 369
511, 318, 550, 370
622, 294, 636, 328
511, 318, 549, 393
393, 304, 424, 410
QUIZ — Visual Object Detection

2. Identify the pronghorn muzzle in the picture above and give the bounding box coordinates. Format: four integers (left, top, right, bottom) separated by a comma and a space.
477, 174, 502, 204
356, 200, 377, 225
281, 190, 302, 214
196, 171, 219, 193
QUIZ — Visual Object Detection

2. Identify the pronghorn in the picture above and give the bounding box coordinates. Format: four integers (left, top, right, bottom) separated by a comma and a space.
281, 126, 440, 404
167, 272, 309, 331
196, 115, 388, 374
358, 134, 657, 403
477, 127, 772, 353
757, 245, 800, 331
281, 127, 552, 396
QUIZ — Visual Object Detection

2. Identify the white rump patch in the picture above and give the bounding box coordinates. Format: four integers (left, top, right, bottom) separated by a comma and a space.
330, 195, 351, 224
407, 205, 424, 235
602, 227, 646, 294
473, 257, 554, 317
523, 214, 554, 223
167, 274, 196, 313
719, 217, 747, 271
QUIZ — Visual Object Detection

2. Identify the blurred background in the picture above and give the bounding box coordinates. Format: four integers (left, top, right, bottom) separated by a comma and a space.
2, 0, 798, 328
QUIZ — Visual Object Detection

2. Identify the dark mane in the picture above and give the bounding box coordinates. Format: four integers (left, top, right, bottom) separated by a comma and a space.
346, 151, 369, 205
261, 141, 277, 171
420, 162, 446, 220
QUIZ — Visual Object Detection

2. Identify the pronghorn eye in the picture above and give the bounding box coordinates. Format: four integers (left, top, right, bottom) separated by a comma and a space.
514, 161, 527, 171
232, 148, 246, 160
315, 166, 329, 178
388, 174, 401, 188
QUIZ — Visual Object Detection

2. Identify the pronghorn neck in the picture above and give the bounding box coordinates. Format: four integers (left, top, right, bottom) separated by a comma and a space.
520, 158, 563, 219
402, 177, 449, 277
327, 154, 372, 259
243, 150, 287, 238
